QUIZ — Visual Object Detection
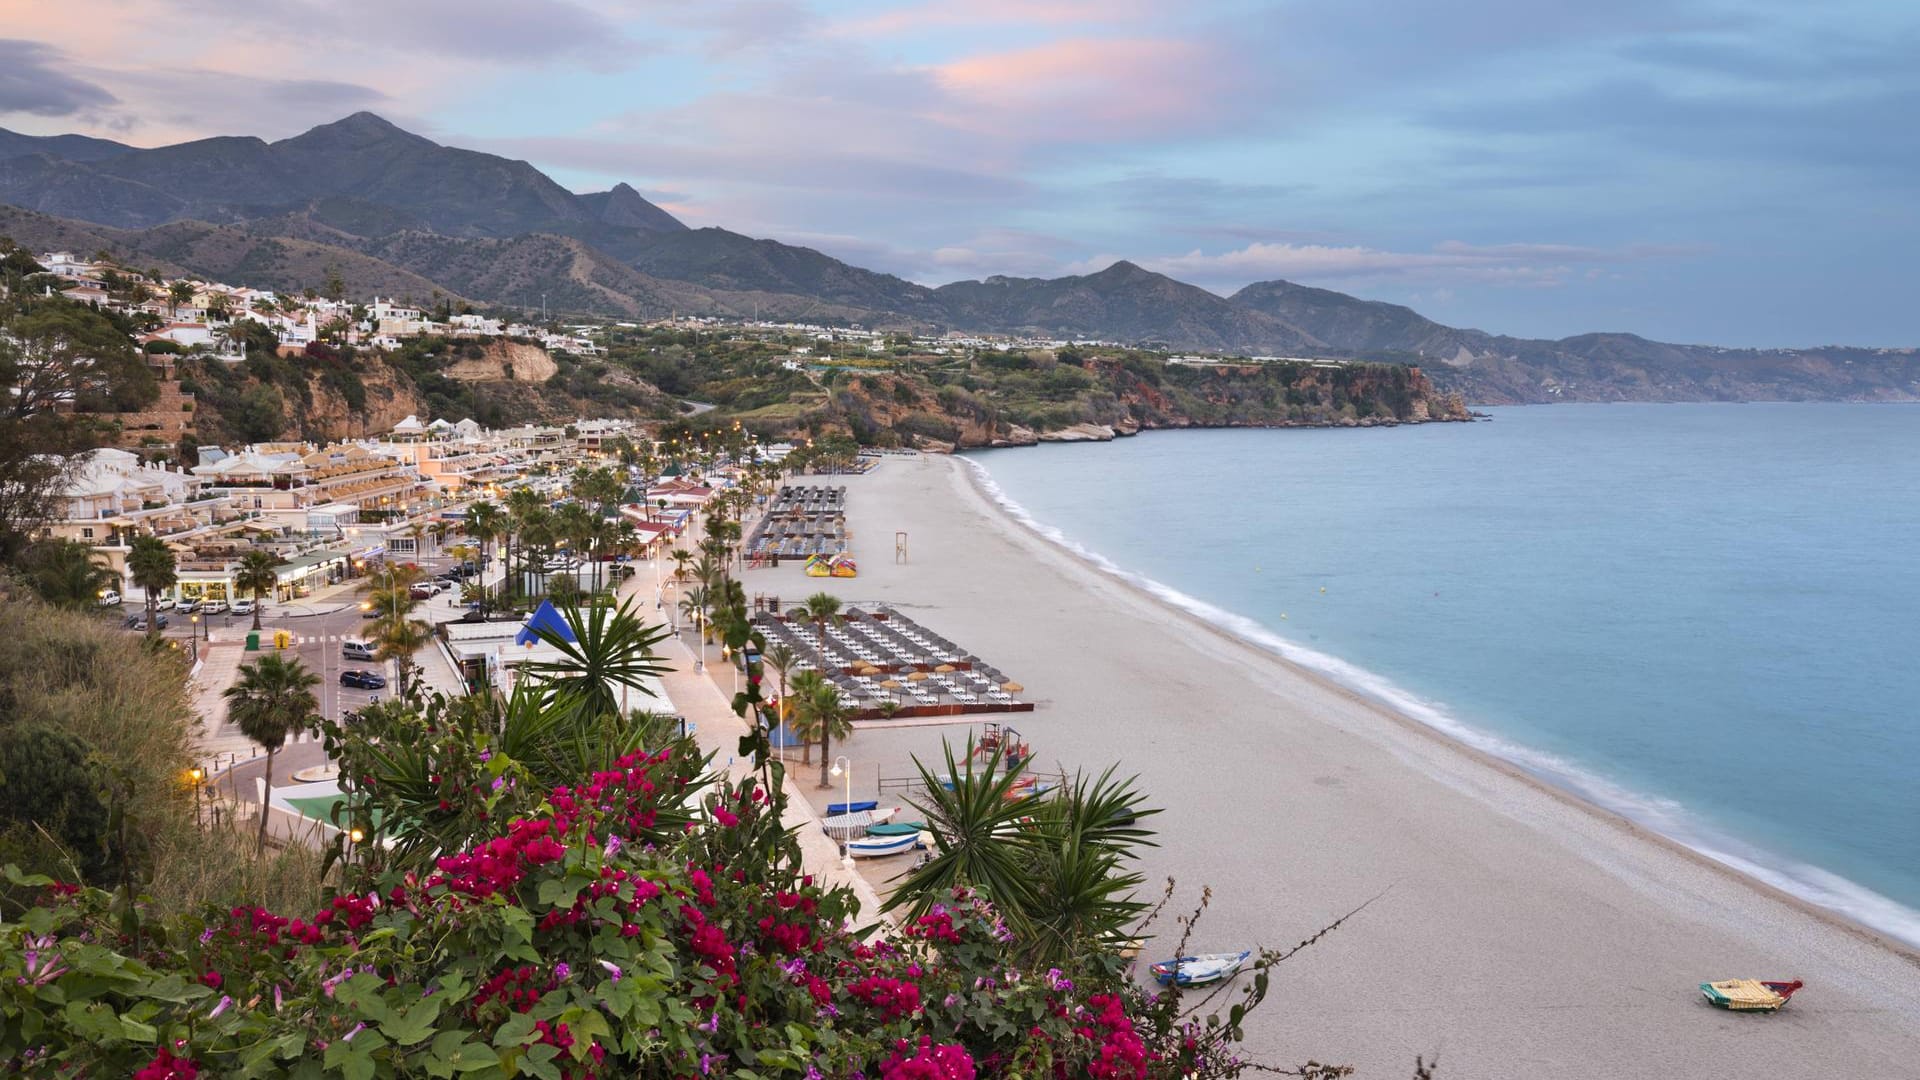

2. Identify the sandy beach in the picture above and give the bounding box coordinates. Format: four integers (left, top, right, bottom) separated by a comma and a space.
755, 452, 1920, 1078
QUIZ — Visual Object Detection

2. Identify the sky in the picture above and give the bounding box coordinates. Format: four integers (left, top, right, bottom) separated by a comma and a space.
1, 0, 1915, 347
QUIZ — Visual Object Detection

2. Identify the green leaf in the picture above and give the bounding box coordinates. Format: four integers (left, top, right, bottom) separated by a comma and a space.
382, 996, 444, 1046
119, 1015, 157, 1043
535, 876, 582, 910
492, 1010, 539, 1047
449, 1043, 501, 1072
323, 1040, 376, 1080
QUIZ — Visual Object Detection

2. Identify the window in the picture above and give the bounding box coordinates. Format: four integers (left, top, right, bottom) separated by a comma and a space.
82, 528, 94, 539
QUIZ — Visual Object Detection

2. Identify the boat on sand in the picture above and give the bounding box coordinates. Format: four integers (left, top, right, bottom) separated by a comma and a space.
1700, 979, 1803, 1011
846, 833, 922, 858
1149, 950, 1252, 987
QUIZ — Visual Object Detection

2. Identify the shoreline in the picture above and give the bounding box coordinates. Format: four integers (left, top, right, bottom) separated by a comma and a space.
780, 451, 1920, 1076
955, 452, 1920, 964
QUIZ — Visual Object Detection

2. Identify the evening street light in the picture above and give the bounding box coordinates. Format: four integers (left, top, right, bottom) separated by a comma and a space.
830, 755, 854, 869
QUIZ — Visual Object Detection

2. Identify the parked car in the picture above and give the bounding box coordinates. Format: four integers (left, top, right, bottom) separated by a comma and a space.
124, 613, 169, 631
339, 669, 388, 690
97, 590, 122, 607
341, 639, 376, 661
409, 584, 435, 600
154, 595, 176, 611
176, 598, 202, 615
200, 599, 228, 615
230, 598, 256, 615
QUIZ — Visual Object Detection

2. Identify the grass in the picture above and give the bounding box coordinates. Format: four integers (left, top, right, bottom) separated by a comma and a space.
0, 587, 324, 916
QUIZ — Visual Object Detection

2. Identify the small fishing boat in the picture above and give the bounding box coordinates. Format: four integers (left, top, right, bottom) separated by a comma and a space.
1149, 950, 1252, 987
846, 833, 921, 858
865, 821, 926, 837
827, 799, 878, 815
820, 807, 898, 839
1700, 979, 1803, 1011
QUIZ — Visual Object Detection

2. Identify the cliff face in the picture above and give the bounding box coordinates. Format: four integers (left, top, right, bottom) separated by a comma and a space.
177, 340, 672, 448
773, 357, 1468, 452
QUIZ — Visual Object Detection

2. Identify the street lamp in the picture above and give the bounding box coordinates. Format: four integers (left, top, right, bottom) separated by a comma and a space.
829, 755, 854, 869
187, 767, 204, 827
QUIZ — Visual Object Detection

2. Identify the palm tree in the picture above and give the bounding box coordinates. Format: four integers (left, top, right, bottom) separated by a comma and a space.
25, 540, 116, 610
553, 502, 597, 592
763, 642, 798, 747
464, 499, 505, 606
126, 535, 177, 640
224, 653, 320, 852
166, 280, 194, 320
234, 549, 281, 630
802, 591, 842, 639
790, 670, 853, 785
503, 487, 545, 606
677, 585, 710, 644
517, 600, 672, 720
364, 564, 430, 697
374, 613, 434, 699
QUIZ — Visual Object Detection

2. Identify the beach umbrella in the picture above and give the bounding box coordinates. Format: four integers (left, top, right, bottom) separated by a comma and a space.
879, 679, 902, 689
1002, 682, 1024, 693
934, 663, 955, 673
907, 671, 929, 682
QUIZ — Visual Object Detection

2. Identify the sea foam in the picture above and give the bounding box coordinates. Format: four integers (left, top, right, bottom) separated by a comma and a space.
960, 454, 1920, 950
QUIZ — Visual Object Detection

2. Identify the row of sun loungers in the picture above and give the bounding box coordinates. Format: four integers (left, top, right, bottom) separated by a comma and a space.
748, 486, 852, 558
755, 608, 1026, 717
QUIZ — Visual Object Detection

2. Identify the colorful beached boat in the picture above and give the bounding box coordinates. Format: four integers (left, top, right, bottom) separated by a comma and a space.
1149, 950, 1252, 987
846, 833, 922, 858
865, 821, 927, 837
1700, 979, 1803, 1011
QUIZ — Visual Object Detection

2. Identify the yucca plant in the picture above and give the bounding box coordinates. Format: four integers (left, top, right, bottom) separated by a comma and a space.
885, 738, 1160, 970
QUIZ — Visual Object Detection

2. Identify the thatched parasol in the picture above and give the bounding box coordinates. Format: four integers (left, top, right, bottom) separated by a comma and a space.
879, 679, 902, 689
907, 671, 929, 682
1001, 681, 1025, 693
934, 663, 955, 673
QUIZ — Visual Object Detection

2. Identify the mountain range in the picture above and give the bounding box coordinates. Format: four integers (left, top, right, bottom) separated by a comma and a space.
3, 113, 1914, 404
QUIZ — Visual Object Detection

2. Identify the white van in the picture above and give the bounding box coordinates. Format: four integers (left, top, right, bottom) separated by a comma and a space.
341, 639, 377, 661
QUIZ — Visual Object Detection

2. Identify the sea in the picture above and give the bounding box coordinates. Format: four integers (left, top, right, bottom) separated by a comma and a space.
962, 403, 1920, 949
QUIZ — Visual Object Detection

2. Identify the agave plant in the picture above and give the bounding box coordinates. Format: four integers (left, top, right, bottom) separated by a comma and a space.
515, 599, 672, 721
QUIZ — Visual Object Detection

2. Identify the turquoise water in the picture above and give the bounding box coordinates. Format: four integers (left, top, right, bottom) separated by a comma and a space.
964, 404, 1920, 947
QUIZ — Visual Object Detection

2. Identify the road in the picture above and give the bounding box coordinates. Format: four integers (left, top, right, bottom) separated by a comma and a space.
172, 550, 491, 803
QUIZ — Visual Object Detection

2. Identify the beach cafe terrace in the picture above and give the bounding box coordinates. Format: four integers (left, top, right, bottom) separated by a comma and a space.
753, 606, 1032, 722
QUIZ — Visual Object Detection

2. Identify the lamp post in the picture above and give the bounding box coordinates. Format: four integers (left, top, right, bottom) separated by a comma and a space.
187, 767, 204, 827
829, 755, 853, 869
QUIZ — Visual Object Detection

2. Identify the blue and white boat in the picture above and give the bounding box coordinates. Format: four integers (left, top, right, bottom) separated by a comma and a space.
846, 832, 922, 858
1149, 950, 1252, 987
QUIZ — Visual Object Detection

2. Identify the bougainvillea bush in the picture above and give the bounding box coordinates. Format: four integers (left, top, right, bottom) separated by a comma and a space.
0, 744, 1270, 1078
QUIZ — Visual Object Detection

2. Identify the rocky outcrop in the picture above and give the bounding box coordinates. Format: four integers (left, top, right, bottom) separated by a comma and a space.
442, 341, 558, 383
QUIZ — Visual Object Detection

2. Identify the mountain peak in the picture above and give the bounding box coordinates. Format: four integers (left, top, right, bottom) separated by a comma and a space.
584, 181, 686, 232
286, 112, 431, 148
1090, 259, 1156, 282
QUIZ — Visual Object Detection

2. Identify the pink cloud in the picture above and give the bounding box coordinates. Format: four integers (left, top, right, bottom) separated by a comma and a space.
838, 0, 1158, 36
934, 37, 1238, 140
